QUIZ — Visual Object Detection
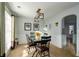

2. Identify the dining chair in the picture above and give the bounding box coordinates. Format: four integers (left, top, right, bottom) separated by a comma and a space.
26, 33, 36, 54
35, 36, 51, 57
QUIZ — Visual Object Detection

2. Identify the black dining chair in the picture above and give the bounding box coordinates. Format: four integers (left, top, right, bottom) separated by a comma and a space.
35, 36, 51, 57
26, 33, 36, 54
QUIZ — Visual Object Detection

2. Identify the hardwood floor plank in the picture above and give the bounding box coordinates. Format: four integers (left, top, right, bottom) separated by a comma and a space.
8, 44, 75, 57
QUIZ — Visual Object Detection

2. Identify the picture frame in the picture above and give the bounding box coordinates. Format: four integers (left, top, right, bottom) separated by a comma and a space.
24, 23, 31, 31
33, 23, 39, 31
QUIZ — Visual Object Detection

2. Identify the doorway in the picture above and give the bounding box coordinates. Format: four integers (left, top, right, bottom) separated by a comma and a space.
62, 15, 77, 55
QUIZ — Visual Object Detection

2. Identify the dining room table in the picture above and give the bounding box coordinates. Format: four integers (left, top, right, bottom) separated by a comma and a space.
30, 35, 51, 57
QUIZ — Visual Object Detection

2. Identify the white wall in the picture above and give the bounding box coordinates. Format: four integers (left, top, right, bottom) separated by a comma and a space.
15, 17, 45, 44
46, 5, 79, 56
15, 17, 34, 44
15, 17, 28, 44
45, 17, 62, 48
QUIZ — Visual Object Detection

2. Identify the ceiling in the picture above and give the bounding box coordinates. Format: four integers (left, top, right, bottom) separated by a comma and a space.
7, 2, 79, 19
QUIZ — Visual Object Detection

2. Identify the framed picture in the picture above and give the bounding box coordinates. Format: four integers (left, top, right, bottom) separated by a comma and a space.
33, 23, 39, 31
24, 23, 31, 31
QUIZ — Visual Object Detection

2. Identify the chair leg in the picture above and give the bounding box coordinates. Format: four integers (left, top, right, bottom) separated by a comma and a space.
36, 51, 40, 57
35, 50, 43, 57
48, 50, 50, 57
32, 49, 37, 57
36, 50, 50, 57
40, 51, 42, 57
43, 52, 45, 56
28, 47, 30, 54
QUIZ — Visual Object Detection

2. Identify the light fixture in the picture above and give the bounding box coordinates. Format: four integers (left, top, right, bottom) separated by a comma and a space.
55, 22, 58, 26
17, 6, 21, 8
34, 8, 44, 22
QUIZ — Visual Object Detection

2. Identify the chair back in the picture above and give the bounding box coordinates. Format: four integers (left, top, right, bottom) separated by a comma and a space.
41, 36, 51, 40
30, 32, 35, 41
41, 36, 51, 47
26, 34, 31, 44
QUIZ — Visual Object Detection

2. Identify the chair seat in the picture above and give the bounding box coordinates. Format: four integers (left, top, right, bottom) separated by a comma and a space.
36, 46, 49, 52
28, 43, 36, 46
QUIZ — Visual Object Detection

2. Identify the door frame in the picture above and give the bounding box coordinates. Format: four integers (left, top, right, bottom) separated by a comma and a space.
61, 14, 77, 54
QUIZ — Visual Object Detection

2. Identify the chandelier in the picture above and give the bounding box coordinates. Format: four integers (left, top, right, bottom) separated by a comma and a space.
34, 8, 44, 22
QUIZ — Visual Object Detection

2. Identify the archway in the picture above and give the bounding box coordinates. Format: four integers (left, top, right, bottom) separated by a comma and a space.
62, 15, 77, 55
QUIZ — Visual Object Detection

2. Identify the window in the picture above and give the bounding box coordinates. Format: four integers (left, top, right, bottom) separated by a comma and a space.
5, 11, 11, 54
69, 25, 74, 34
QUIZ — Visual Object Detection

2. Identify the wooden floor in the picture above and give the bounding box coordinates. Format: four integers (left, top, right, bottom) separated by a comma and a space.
8, 44, 76, 57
